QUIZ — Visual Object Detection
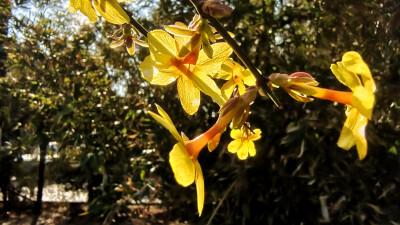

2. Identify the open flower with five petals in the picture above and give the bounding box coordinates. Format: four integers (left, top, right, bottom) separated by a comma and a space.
228, 126, 261, 160
140, 30, 232, 115
216, 58, 256, 99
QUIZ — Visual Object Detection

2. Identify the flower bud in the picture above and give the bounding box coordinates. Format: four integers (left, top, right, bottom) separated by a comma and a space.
201, 0, 233, 18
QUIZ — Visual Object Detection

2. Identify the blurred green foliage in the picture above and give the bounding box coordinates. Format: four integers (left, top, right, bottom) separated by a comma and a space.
1, 0, 399, 224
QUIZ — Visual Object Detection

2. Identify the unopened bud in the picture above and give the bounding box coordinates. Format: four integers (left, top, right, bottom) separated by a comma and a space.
201, 0, 233, 18
269, 73, 290, 88
288, 72, 318, 86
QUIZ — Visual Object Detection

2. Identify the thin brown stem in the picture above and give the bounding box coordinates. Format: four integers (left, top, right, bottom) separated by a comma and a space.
130, 16, 148, 37
121, 5, 149, 37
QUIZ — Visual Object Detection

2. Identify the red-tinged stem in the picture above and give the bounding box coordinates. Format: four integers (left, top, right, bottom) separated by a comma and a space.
311, 87, 353, 106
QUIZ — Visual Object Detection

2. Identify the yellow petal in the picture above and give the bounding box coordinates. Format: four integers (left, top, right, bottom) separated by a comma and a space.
285, 88, 314, 103
169, 143, 195, 187
208, 132, 222, 152
139, 56, 178, 85
201, 31, 213, 58
342, 51, 372, 79
230, 128, 242, 140
363, 78, 376, 94
148, 30, 178, 57
155, 104, 174, 127
352, 86, 374, 119
220, 79, 236, 99
153, 104, 183, 141
177, 34, 200, 57
237, 82, 246, 96
110, 39, 125, 48
237, 141, 249, 160
250, 129, 262, 141
126, 40, 135, 55
330, 63, 360, 91
247, 140, 256, 157
337, 108, 358, 150
132, 37, 149, 47
355, 123, 368, 160
178, 75, 200, 115
92, 0, 130, 24
191, 72, 226, 106
195, 42, 233, 76
151, 53, 174, 67
165, 24, 196, 37
69, 0, 98, 23
242, 69, 256, 86
148, 111, 181, 142
337, 107, 369, 159
227, 139, 242, 153
212, 61, 232, 79
337, 125, 356, 150
194, 160, 204, 216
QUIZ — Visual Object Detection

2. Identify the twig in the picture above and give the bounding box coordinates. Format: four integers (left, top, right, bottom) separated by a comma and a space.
206, 180, 236, 225
121, 6, 149, 37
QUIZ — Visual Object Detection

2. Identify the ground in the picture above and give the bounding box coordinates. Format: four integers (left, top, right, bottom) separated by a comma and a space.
0, 202, 179, 225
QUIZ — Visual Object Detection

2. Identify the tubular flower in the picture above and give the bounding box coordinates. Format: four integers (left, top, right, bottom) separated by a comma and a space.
228, 126, 261, 160
110, 24, 148, 55
148, 104, 205, 216
331, 51, 375, 160
185, 86, 259, 159
148, 88, 258, 215
215, 58, 256, 99
268, 51, 375, 159
69, 0, 131, 24
140, 30, 232, 115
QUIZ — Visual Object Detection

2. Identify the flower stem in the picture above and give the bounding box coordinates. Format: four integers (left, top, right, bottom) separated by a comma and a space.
130, 16, 148, 37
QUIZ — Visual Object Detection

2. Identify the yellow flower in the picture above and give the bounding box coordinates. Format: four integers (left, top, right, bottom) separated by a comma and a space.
330, 51, 375, 119
140, 30, 232, 115
148, 104, 205, 216
268, 51, 375, 160
216, 59, 256, 98
330, 51, 375, 160
148, 88, 259, 215
228, 127, 261, 160
69, 0, 130, 24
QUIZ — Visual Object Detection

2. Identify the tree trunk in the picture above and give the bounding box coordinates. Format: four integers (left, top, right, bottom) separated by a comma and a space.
0, 0, 11, 77
33, 131, 49, 215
